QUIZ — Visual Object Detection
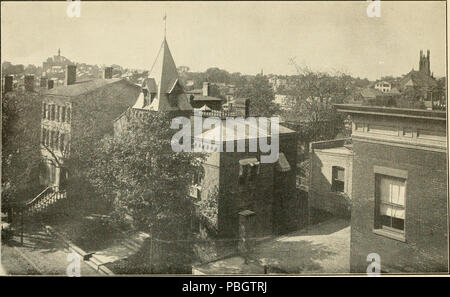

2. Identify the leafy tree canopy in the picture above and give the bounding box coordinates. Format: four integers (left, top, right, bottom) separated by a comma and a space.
2, 90, 42, 207
235, 74, 280, 117
87, 111, 205, 239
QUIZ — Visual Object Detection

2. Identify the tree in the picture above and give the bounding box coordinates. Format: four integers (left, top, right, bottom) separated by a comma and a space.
2, 61, 25, 76
1, 90, 42, 211
235, 74, 280, 117
282, 61, 350, 142
205, 67, 230, 84
87, 111, 205, 272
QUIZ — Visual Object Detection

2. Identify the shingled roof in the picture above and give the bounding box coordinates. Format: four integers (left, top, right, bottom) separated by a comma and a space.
399, 70, 437, 89
44, 78, 127, 97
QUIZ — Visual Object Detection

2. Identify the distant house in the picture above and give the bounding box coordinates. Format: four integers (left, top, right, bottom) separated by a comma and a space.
274, 94, 289, 109
374, 81, 392, 93
186, 82, 224, 111
335, 104, 447, 273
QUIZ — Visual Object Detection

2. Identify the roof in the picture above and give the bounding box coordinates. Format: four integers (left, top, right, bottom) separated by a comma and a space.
399, 70, 437, 89
314, 146, 353, 156
195, 117, 296, 142
44, 78, 126, 97
192, 95, 223, 102
133, 38, 192, 111
360, 88, 383, 98
186, 88, 203, 94
334, 104, 446, 121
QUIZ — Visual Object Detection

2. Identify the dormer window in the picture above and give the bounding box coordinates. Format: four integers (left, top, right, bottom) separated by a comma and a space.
239, 158, 260, 185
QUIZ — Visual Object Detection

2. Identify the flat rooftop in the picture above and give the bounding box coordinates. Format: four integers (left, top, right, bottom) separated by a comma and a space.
334, 104, 446, 121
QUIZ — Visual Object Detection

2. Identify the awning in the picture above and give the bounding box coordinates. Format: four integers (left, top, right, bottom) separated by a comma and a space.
276, 152, 291, 172
239, 158, 258, 166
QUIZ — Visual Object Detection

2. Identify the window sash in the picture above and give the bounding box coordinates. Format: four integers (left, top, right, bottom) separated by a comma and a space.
376, 174, 407, 232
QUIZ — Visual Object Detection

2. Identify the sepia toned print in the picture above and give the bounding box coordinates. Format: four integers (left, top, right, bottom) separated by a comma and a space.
0, 1, 447, 276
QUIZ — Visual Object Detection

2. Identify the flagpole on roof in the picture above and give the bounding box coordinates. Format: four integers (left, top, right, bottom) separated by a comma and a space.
163, 12, 167, 40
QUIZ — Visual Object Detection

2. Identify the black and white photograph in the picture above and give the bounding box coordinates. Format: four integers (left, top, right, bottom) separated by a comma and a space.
0, 0, 448, 279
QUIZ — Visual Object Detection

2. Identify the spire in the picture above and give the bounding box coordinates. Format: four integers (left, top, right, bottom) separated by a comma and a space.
132, 38, 192, 111
58, 48, 61, 56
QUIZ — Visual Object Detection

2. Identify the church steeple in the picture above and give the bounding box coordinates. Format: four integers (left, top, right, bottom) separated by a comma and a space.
132, 37, 192, 111
58, 48, 61, 56
419, 49, 431, 76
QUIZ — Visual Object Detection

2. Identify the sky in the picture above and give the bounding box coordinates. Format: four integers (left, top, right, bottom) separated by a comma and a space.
1, 1, 447, 80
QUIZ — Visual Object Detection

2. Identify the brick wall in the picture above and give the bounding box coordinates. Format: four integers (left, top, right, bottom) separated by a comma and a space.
310, 148, 352, 217
217, 133, 298, 239
350, 140, 448, 273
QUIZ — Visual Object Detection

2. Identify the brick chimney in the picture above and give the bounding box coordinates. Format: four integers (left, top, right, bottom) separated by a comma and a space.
202, 82, 210, 96
103, 67, 113, 79
48, 80, 54, 90
24, 75, 35, 92
40, 77, 48, 88
4, 75, 13, 93
65, 65, 76, 86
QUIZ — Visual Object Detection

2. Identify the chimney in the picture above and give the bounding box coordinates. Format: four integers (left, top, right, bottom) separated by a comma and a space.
48, 79, 54, 90
202, 82, 210, 96
4, 75, 13, 93
40, 77, 48, 88
24, 75, 35, 92
65, 65, 76, 86
104, 67, 113, 79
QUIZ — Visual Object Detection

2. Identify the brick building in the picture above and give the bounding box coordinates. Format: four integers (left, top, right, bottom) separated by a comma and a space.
309, 138, 353, 218
335, 104, 447, 273
114, 37, 302, 262
40, 65, 140, 191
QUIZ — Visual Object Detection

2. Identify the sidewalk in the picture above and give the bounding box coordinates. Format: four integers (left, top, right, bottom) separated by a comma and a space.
192, 217, 351, 274
252, 217, 350, 274
1, 227, 99, 276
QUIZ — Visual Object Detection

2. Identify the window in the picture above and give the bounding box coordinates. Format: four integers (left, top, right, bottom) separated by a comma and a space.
49, 163, 56, 185
239, 158, 260, 185
238, 164, 249, 185
61, 107, 66, 122
332, 166, 345, 192
41, 128, 47, 145
56, 106, 60, 122
42, 103, 47, 119
55, 131, 60, 150
189, 169, 203, 199
66, 107, 71, 123
51, 105, 55, 121
50, 130, 55, 149
375, 175, 406, 233
59, 133, 65, 152
249, 163, 260, 182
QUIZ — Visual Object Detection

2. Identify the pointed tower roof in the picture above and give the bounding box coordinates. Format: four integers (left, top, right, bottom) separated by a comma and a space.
133, 38, 192, 111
